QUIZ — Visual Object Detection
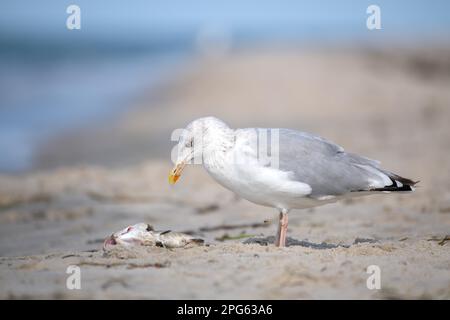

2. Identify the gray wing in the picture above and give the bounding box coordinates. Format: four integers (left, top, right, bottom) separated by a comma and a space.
276, 129, 407, 197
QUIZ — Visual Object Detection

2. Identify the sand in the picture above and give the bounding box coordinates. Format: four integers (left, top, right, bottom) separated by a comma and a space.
1, 46, 449, 299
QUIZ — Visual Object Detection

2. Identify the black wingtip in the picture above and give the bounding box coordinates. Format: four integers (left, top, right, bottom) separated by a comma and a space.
370, 185, 414, 192
387, 173, 418, 187
370, 173, 418, 192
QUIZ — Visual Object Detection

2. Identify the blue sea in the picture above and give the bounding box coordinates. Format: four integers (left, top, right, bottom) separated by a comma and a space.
0, 0, 449, 172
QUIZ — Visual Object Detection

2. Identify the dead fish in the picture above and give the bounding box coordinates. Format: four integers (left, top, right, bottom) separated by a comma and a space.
155, 230, 204, 248
103, 223, 204, 250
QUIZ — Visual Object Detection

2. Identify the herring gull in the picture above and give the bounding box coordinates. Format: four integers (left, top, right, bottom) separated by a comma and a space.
169, 117, 417, 247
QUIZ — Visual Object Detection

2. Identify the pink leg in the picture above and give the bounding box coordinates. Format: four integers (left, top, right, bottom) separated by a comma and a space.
275, 211, 288, 247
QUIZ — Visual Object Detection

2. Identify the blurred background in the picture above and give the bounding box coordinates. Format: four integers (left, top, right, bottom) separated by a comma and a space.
1, 1, 450, 299
0, 0, 449, 173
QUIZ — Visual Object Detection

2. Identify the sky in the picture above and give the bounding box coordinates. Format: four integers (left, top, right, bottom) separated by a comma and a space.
0, 0, 449, 41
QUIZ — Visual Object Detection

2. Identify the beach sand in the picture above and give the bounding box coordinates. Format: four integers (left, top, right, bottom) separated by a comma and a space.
1, 46, 449, 299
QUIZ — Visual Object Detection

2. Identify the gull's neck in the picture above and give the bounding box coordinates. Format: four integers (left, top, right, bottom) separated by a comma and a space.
201, 122, 235, 171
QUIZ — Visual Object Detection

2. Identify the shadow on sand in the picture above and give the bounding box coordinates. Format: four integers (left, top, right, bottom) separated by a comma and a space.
243, 236, 378, 249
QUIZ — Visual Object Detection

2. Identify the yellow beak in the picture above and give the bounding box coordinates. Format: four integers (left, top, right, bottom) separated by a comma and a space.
168, 161, 186, 185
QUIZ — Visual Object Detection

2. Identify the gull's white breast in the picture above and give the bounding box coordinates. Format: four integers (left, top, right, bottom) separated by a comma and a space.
203, 130, 318, 210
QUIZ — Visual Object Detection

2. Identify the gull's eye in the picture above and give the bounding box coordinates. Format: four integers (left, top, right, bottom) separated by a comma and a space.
185, 139, 193, 148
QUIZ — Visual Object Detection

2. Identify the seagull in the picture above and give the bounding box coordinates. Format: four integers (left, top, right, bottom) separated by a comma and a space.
169, 117, 417, 247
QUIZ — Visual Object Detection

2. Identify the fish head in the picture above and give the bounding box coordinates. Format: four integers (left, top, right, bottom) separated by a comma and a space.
103, 223, 156, 249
